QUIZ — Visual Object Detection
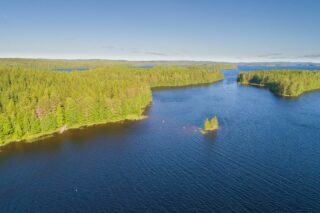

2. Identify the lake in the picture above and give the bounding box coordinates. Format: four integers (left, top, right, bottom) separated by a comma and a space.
1, 66, 320, 212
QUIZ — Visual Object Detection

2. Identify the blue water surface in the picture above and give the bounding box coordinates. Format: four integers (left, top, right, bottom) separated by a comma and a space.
0, 66, 320, 212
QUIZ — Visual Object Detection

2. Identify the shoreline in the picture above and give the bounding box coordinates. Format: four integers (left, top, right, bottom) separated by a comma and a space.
0, 114, 148, 148
239, 82, 305, 98
0, 77, 224, 148
237, 70, 320, 98
151, 78, 224, 91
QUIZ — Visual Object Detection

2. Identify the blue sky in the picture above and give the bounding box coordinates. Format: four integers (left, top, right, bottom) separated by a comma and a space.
0, 0, 320, 62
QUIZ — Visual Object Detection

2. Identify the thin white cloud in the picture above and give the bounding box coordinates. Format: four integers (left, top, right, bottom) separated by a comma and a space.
131, 50, 167, 56
300, 54, 320, 59
255, 53, 283, 58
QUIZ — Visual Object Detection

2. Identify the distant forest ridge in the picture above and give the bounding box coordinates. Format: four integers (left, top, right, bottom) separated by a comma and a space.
0, 58, 319, 68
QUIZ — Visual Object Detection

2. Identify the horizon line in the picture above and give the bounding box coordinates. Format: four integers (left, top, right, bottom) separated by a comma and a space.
1, 56, 320, 64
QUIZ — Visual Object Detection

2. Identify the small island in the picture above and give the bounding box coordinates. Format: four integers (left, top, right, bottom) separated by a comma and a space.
201, 116, 219, 134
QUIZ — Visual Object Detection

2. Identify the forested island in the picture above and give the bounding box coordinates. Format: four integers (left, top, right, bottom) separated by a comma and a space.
0, 59, 233, 146
201, 116, 219, 134
237, 70, 320, 97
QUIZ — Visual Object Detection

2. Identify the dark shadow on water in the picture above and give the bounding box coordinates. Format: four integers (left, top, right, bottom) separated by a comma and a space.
202, 131, 218, 141
201, 131, 219, 154
0, 137, 64, 159
0, 116, 149, 161
0, 105, 152, 155
152, 81, 223, 92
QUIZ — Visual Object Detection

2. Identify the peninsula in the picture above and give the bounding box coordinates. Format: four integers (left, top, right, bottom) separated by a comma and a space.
237, 70, 320, 97
0, 59, 233, 146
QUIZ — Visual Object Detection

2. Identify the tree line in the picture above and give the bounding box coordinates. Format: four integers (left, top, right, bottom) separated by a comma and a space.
0, 61, 228, 145
237, 70, 320, 97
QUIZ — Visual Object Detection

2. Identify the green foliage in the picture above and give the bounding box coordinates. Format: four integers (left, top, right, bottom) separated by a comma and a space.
0, 114, 13, 139
202, 116, 219, 133
237, 70, 320, 97
0, 59, 228, 145
204, 118, 210, 130
56, 105, 65, 127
